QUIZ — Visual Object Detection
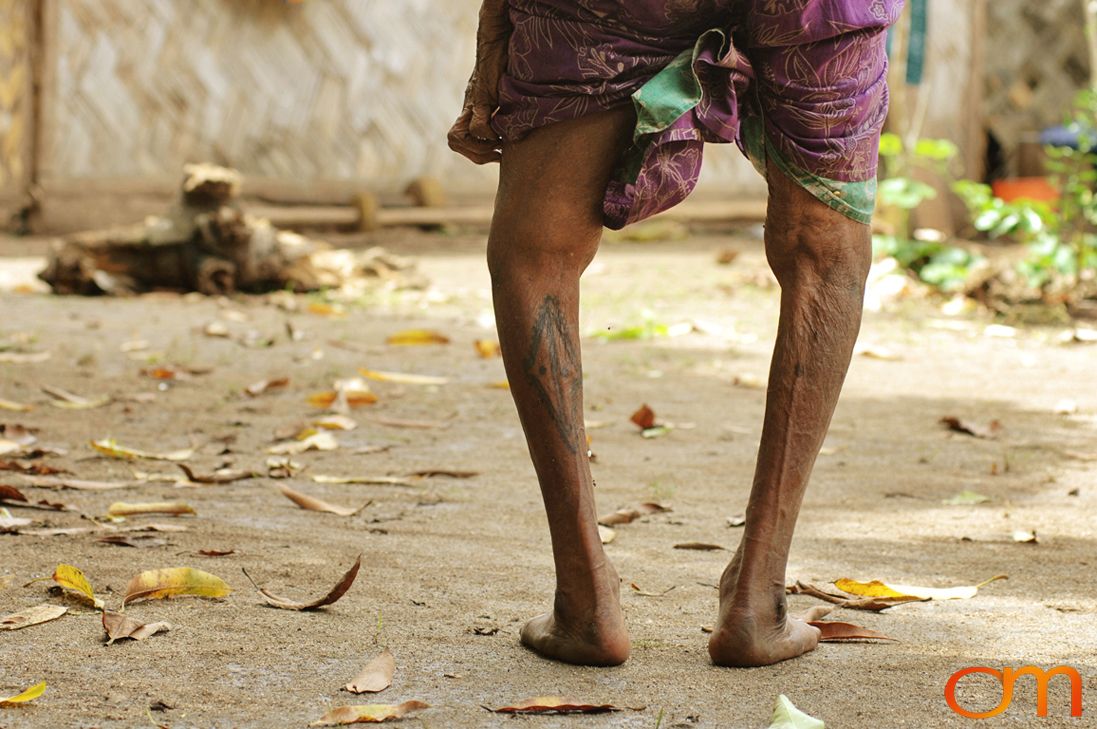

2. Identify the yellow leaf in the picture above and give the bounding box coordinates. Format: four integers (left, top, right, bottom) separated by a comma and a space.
0, 681, 46, 706
473, 339, 501, 358
90, 438, 194, 462
52, 564, 104, 609
311, 701, 429, 725
0, 398, 32, 412
487, 380, 510, 390
357, 368, 448, 386
307, 390, 378, 409
123, 567, 231, 605
834, 575, 1007, 601
107, 502, 195, 517
385, 329, 450, 346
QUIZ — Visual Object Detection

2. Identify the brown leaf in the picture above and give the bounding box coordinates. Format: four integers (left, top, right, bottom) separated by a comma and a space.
787, 581, 926, 611
278, 485, 370, 517
0, 484, 71, 511
197, 549, 235, 557
940, 416, 1002, 439
598, 502, 671, 526
629, 582, 676, 597
310, 701, 428, 726
486, 697, 630, 714
177, 464, 256, 484
243, 554, 361, 611
244, 377, 290, 397
102, 611, 172, 644
0, 460, 69, 476
1, 604, 67, 631
345, 649, 395, 694
96, 534, 169, 548
406, 469, 478, 479
673, 542, 726, 551
809, 620, 898, 642
629, 404, 657, 430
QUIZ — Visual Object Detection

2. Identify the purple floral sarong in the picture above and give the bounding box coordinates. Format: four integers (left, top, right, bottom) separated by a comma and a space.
492, 0, 904, 229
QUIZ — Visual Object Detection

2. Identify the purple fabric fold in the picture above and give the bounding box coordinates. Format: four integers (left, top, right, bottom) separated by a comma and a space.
491, 0, 904, 228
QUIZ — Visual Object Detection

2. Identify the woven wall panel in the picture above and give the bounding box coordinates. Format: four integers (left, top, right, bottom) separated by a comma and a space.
985, 0, 1090, 173
0, 0, 32, 201
38, 0, 763, 201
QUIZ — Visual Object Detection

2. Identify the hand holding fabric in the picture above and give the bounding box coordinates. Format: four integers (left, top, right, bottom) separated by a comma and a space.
448, 0, 510, 164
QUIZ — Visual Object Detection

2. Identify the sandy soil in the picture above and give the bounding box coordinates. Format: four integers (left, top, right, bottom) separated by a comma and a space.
0, 230, 1094, 728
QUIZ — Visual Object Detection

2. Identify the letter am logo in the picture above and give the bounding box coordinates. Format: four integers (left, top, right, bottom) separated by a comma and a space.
945, 665, 1084, 719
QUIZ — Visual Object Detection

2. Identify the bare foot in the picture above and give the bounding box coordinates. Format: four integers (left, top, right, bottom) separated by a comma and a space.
520, 567, 629, 666
707, 555, 820, 667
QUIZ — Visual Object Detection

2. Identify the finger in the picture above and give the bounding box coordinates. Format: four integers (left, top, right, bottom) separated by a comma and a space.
469, 105, 499, 142
448, 135, 501, 165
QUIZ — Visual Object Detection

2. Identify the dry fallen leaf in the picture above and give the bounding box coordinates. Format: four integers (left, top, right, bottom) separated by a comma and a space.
22, 476, 140, 491
123, 567, 232, 606
278, 485, 370, 517
91, 439, 195, 462
407, 469, 478, 479
108, 502, 195, 518
629, 582, 676, 597
313, 415, 358, 431
727, 515, 746, 527
345, 649, 395, 693
942, 490, 991, 505
1012, 529, 1039, 544
311, 701, 429, 726
244, 377, 290, 397
598, 525, 616, 544
96, 534, 169, 549
809, 620, 898, 642
177, 464, 256, 485
308, 380, 379, 411
474, 339, 501, 358
385, 329, 450, 346
0, 398, 32, 412
673, 542, 726, 551
0, 351, 50, 363
630, 404, 657, 430
486, 697, 627, 714
0, 484, 70, 512
787, 582, 925, 611
769, 695, 823, 729
834, 575, 1006, 601
49, 564, 105, 609
0, 460, 69, 476
312, 475, 419, 487
197, 549, 235, 557
268, 431, 340, 455
102, 611, 172, 644
42, 385, 111, 410
940, 416, 1001, 439
243, 554, 362, 611
0, 681, 46, 706
0, 507, 32, 532
357, 368, 448, 386
598, 502, 671, 526
1, 604, 67, 631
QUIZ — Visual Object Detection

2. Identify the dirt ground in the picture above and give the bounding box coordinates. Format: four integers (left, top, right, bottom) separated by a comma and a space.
0, 228, 1094, 729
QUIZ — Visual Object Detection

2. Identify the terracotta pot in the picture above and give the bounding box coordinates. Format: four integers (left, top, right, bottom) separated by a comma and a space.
991, 177, 1059, 203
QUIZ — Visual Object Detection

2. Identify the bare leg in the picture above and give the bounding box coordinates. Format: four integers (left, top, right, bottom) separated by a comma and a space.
488, 108, 635, 666
708, 161, 872, 667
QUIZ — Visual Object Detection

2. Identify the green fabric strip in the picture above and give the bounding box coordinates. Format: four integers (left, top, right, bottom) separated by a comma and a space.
740, 115, 876, 225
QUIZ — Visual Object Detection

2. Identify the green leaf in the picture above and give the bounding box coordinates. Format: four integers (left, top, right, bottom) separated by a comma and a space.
914, 138, 959, 161
878, 133, 903, 158
770, 695, 825, 729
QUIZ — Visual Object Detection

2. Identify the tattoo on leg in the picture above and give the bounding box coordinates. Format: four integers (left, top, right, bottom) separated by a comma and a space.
524, 295, 583, 453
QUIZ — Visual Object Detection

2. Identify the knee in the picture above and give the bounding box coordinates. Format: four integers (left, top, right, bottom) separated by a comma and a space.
764, 188, 871, 294
486, 209, 601, 282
